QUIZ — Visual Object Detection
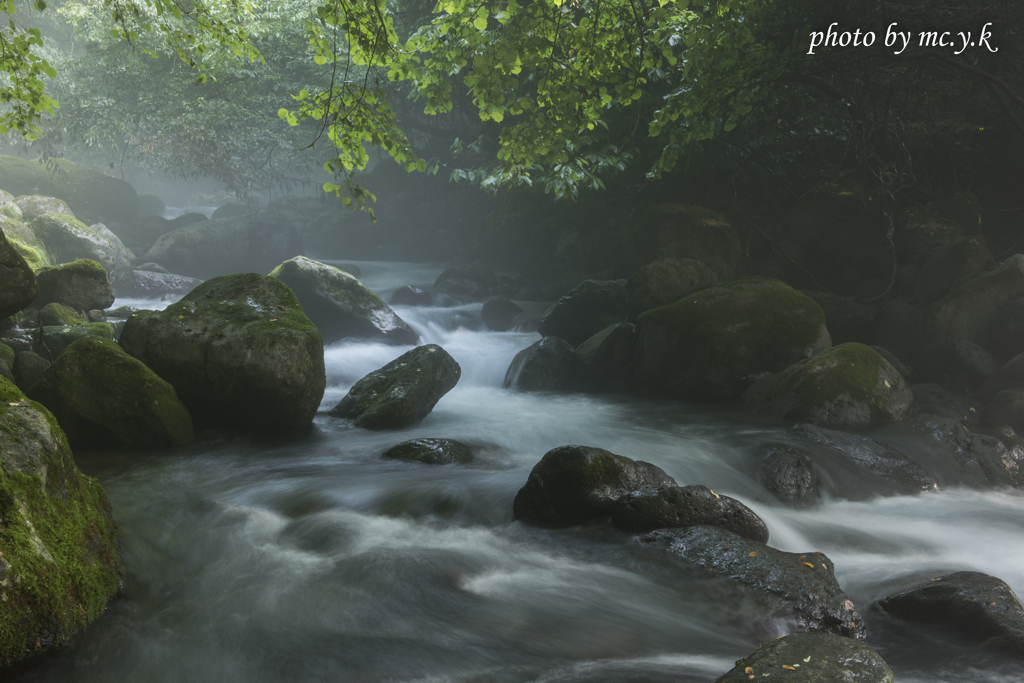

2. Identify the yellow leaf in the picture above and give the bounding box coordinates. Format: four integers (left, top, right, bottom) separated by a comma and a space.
710, 489, 720, 499
802, 562, 815, 568
745, 667, 753, 674
748, 551, 758, 557
884, 380, 891, 388
782, 665, 796, 670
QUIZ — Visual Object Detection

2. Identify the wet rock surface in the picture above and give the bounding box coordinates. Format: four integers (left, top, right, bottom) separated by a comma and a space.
714, 632, 893, 682
611, 484, 769, 541
756, 443, 818, 506
537, 279, 629, 347
503, 336, 584, 392
382, 438, 474, 465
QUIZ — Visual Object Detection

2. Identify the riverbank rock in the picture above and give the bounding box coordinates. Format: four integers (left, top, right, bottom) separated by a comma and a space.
756, 443, 818, 506
328, 344, 460, 429
503, 336, 584, 392
0, 155, 139, 222
876, 571, 1024, 655
634, 279, 830, 398
537, 279, 628, 347
791, 423, 937, 496
433, 263, 498, 300
638, 525, 865, 639
33, 260, 115, 311
512, 445, 676, 527
140, 209, 304, 279
1, 229, 37, 318
611, 485, 769, 541
37, 303, 84, 327
742, 343, 914, 426
382, 438, 474, 465
29, 214, 134, 273
714, 632, 892, 682
0, 377, 124, 668
28, 337, 194, 447
119, 273, 325, 432
913, 414, 1024, 488
625, 257, 718, 319
110, 269, 202, 300
481, 295, 524, 331
623, 204, 741, 279
269, 256, 417, 345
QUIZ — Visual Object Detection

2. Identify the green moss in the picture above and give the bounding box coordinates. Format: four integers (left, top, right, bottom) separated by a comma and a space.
0, 343, 14, 369
39, 303, 84, 328
270, 256, 384, 309
37, 258, 106, 279
8, 238, 49, 272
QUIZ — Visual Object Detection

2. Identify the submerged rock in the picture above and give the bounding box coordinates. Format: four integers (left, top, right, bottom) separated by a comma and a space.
269, 256, 417, 345
638, 525, 865, 639
756, 443, 818, 506
714, 632, 892, 682
28, 336, 194, 446
513, 445, 676, 527
611, 484, 769, 541
537, 279, 629, 347
329, 344, 460, 430
119, 273, 325, 432
503, 336, 584, 392
876, 571, 1024, 655
0, 377, 124, 667
382, 438, 474, 465
33, 259, 115, 311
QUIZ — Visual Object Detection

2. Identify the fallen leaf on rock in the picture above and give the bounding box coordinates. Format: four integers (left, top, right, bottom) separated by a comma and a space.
749, 551, 758, 557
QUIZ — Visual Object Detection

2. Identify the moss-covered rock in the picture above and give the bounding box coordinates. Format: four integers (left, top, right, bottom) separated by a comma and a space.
0, 376, 124, 668
15, 195, 73, 222
13, 351, 49, 392
28, 337, 194, 447
28, 214, 134, 274
0, 155, 138, 222
0, 200, 22, 220
33, 260, 115, 312
623, 203, 741, 279
634, 279, 831, 398
625, 257, 718, 319
743, 343, 913, 426
38, 303, 84, 328
611, 484, 769, 541
382, 438, 474, 465
513, 445, 676, 527
269, 256, 417, 345
329, 344, 460, 429
538, 279, 629, 347
0, 230, 37, 319
119, 273, 325, 432
0, 213, 35, 245
0, 343, 13, 368
38, 323, 115, 360
714, 632, 892, 682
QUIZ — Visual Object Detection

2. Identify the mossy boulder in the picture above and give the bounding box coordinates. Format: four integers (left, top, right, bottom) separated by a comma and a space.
743, 343, 913, 426
140, 209, 304, 279
0, 212, 35, 245
0, 155, 138, 222
0, 376, 124, 668
638, 525, 865, 639
626, 257, 718, 319
382, 438, 474, 465
109, 269, 202, 300
634, 279, 831, 399
537, 279, 629, 347
28, 214, 134, 274
714, 632, 892, 682
13, 351, 49, 392
7, 237, 48, 273
33, 260, 115, 312
269, 256, 417, 345
623, 203, 741, 279
0, 343, 13, 368
503, 336, 584, 392
27, 337, 194, 447
0, 229, 37, 318
15, 195, 73, 223
610, 484, 769, 541
512, 445, 676, 527
38, 303, 84, 328
37, 323, 115, 360
118, 273, 325, 432
328, 344, 461, 429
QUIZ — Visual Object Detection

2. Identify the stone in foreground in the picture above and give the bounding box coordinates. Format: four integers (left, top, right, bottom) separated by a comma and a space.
28, 336, 194, 447
119, 273, 325, 432
611, 484, 769, 542
0, 377, 123, 668
714, 632, 893, 682
33, 259, 115, 311
513, 445, 676, 527
382, 438, 474, 465
329, 344, 460, 430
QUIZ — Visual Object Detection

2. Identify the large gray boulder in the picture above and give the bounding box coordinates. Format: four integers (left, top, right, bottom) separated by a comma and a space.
626, 257, 717, 319
638, 525, 865, 639
33, 259, 115, 311
512, 445, 676, 527
714, 632, 892, 682
141, 208, 304, 279
14, 195, 72, 221
0, 228, 37, 318
537, 279, 629, 347
28, 336, 194, 447
0, 377, 124, 668
611, 484, 769, 541
110, 269, 203, 299
269, 256, 417, 345
742, 343, 914, 426
29, 213, 134, 273
634, 279, 831, 398
328, 344, 460, 429
119, 273, 325, 432
503, 336, 583, 392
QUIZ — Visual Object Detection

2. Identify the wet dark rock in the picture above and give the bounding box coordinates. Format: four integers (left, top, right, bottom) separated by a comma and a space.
390, 284, 433, 307
801, 291, 877, 345
33, 259, 115, 311
983, 390, 1024, 433
481, 295, 524, 331
0, 358, 12, 384
790, 423, 937, 495
913, 414, 1024, 488
13, 350, 48, 391
0, 229, 37, 318
329, 344, 460, 430
111, 269, 203, 300
433, 263, 498, 301
978, 351, 1024, 403
743, 343, 913, 426
611, 485, 769, 541
382, 438, 474, 465
503, 336, 584, 392
537, 279, 629, 347
990, 298, 1024, 363
951, 338, 1000, 386
714, 632, 892, 682
756, 443, 818, 506
910, 383, 982, 428
623, 203, 741, 279
870, 345, 913, 381
575, 322, 635, 389
870, 298, 922, 363
625, 257, 717, 319
638, 525, 865, 639
876, 571, 1024, 655
513, 445, 676, 527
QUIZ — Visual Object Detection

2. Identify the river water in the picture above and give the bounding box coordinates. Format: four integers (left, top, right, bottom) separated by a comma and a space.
9, 261, 1024, 682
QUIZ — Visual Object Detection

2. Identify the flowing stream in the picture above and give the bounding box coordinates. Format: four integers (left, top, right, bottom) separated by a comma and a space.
10, 261, 1024, 682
